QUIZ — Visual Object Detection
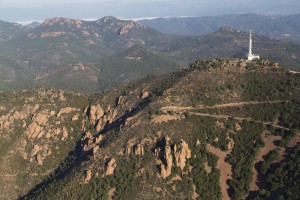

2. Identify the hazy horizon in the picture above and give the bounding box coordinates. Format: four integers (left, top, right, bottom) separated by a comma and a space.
0, 0, 299, 24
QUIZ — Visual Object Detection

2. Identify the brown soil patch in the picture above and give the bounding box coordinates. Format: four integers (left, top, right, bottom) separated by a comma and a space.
287, 135, 300, 147
151, 114, 181, 123
249, 133, 281, 192
206, 144, 232, 200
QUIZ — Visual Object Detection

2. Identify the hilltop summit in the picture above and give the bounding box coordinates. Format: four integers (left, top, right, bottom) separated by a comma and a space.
0, 59, 299, 199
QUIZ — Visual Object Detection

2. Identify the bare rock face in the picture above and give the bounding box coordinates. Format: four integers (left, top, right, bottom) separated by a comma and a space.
95, 116, 107, 132
32, 113, 49, 126
84, 170, 92, 183
86, 104, 117, 133
26, 122, 43, 139
95, 134, 103, 145
88, 104, 104, 124
105, 158, 117, 176
155, 136, 191, 178
107, 109, 118, 124
155, 136, 173, 179
160, 145, 173, 179
92, 146, 100, 158
119, 21, 143, 35
174, 139, 192, 170
81, 131, 93, 152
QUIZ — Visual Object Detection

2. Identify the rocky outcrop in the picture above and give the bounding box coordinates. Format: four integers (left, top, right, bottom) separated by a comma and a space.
81, 131, 93, 152
155, 136, 173, 179
86, 104, 118, 133
57, 107, 79, 118
105, 158, 117, 176
125, 140, 145, 156
134, 143, 144, 156
160, 145, 173, 179
119, 21, 143, 35
81, 131, 103, 153
88, 104, 104, 124
117, 95, 126, 105
26, 122, 43, 139
0, 104, 40, 131
155, 136, 192, 178
174, 140, 192, 170
32, 113, 50, 126
36, 154, 43, 165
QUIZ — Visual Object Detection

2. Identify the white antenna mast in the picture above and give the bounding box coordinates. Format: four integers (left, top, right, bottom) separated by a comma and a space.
247, 30, 259, 61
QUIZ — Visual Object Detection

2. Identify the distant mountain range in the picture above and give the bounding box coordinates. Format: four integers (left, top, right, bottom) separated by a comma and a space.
138, 14, 300, 43
0, 16, 300, 92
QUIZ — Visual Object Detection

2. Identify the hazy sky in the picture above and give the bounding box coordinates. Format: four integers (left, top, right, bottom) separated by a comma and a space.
0, 0, 173, 7
0, 0, 296, 8
0, 0, 299, 23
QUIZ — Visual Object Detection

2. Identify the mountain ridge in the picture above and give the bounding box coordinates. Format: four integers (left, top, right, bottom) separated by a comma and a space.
0, 16, 300, 92
138, 13, 300, 42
